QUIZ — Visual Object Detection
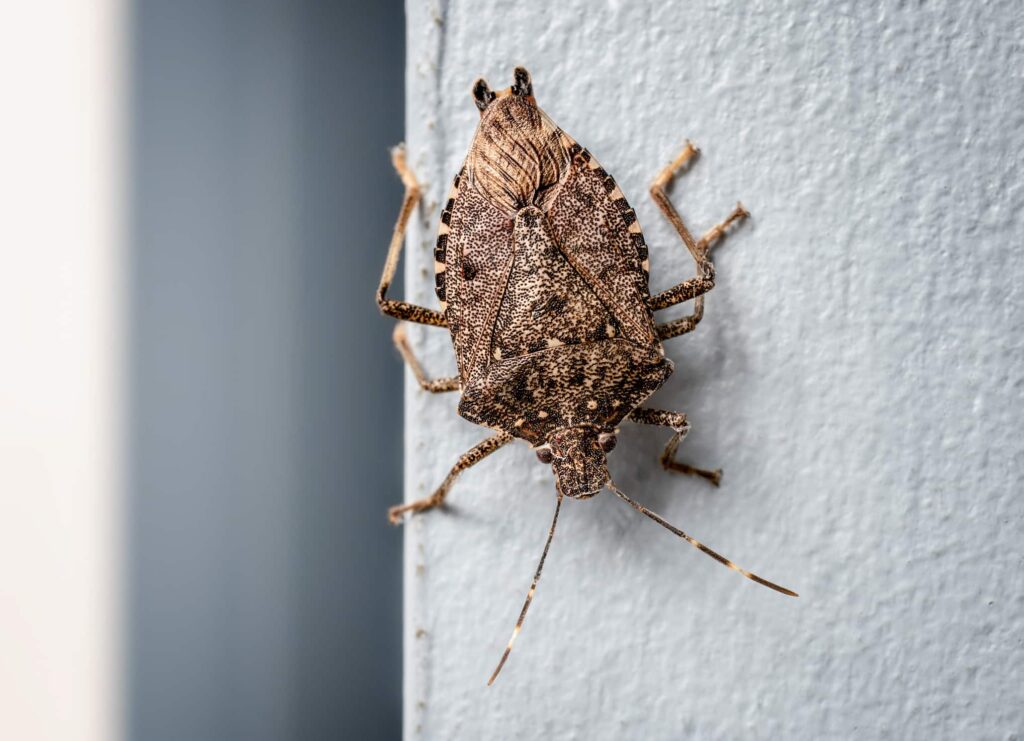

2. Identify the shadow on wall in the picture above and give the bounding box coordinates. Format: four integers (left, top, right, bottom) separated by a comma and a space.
130, 1, 405, 739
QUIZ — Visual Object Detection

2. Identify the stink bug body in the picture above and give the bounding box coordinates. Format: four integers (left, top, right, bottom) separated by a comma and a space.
377, 67, 796, 684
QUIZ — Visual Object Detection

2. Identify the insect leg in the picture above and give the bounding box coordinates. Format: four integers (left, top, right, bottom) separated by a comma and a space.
648, 141, 704, 262
377, 144, 448, 327
648, 202, 747, 314
393, 324, 460, 393
646, 142, 748, 340
652, 201, 749, 339
628, 407, 722, 486
387, 431, 514, 524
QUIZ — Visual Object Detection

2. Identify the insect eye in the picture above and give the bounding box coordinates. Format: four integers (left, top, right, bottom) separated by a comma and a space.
535, 447, 553, 464
598, 433, 617, 453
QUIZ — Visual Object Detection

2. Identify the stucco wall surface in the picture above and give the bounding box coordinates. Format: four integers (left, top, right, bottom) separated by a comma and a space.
399, 1, 1023, 738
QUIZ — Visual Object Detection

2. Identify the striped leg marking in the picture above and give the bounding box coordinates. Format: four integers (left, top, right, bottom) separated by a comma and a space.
487, 491, 564, 685
608, 482, 797, 597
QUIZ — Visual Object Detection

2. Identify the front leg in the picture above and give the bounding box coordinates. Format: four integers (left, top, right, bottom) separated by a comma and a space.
388, 432, 513, 524
628, 407, 722, 487
376, 145, 447, 327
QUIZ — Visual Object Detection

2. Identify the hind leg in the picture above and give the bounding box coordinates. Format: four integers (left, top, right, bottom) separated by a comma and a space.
646, 142, 749, 341
628, 407, 722, 487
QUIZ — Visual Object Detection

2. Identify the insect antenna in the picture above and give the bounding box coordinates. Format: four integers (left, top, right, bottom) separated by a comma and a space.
607, 482, 798, 597
487, 491, 564, 685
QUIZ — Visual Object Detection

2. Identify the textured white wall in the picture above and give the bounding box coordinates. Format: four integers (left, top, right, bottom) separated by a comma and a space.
400, 1, 1023, 738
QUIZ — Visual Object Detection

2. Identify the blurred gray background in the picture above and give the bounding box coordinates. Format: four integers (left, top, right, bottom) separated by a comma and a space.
130, 0, 404, 738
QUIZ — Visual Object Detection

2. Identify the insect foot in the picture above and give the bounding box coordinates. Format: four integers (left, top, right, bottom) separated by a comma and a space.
387, 492, 442, 525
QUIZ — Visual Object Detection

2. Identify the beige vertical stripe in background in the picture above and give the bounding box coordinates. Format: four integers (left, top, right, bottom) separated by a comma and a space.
0, 2, 125, 740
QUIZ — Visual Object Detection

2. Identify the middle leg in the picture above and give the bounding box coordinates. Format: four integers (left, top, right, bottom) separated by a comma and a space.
628, 407, 722, 487
393, 323, 460, 393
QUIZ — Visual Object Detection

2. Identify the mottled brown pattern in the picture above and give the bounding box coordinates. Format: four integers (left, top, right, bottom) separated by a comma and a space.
443, 183, 515, 381
438, 77, 672, 485
491, 206, 619, 359
378, 67, 796, 685
547, 145, 656, 345
459, 340, 670, 446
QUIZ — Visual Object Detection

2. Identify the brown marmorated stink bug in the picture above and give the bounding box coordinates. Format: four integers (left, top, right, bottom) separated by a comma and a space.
376, 67, 797, 684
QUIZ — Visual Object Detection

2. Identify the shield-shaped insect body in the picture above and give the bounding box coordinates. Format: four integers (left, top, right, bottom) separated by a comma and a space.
376, 66, 796, 684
